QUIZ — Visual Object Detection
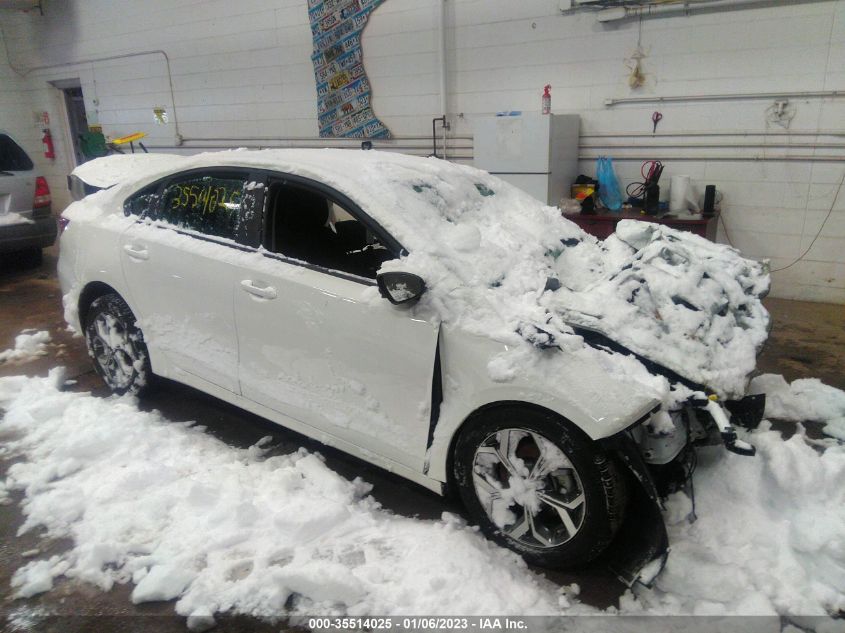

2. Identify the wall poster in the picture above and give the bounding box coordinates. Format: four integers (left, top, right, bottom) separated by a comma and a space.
308, 0, 392, 139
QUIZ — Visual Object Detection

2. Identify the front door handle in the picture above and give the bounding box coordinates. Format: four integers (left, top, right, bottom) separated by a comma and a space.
240, 279, 277, 300
123, 244, 149, 260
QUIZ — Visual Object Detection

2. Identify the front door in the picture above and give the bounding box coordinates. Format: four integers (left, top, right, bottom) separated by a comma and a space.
233, 176, 439, 471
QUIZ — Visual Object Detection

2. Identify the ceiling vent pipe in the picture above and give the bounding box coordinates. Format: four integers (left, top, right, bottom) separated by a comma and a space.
561, 0, 837, 23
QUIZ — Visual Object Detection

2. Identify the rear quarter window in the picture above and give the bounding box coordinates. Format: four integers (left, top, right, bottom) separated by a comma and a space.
124, 184, 160, 216
156, 173, 247, 240
0, 134, 34, 171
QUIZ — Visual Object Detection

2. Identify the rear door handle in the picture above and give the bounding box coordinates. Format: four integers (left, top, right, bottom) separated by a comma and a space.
123, 244, 149, 260
240, 279, 277, 300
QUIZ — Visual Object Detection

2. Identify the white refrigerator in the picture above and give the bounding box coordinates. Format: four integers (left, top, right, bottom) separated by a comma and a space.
473, 114, 580, 206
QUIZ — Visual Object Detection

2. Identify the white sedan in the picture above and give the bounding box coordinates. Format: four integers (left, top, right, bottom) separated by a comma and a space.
59, 149, 770, 584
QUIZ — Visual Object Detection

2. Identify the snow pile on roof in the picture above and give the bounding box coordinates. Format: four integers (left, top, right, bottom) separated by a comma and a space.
0, 330, 51, 365
750, 374, 845, 440
71, 153, 185, 189
2, 372, 844, 622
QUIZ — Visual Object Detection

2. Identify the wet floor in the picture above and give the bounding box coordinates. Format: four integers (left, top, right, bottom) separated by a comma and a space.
0, 245, 842, 630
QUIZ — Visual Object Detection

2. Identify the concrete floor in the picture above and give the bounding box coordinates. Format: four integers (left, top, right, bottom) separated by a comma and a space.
0, 245, 842, 630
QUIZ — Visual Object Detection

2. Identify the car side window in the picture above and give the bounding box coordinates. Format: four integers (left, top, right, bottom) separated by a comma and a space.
265, 182, 394, 280
124, 184, 160, 217
156, 173, 249, 241
0, 134, 34, 171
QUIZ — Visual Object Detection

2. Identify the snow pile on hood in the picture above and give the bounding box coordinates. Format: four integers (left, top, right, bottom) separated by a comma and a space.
65, 149, 769, 399
548, 222, 769, 396
0, 330, 51, 365
750, 374, 845, 440
2, 372, 844, 622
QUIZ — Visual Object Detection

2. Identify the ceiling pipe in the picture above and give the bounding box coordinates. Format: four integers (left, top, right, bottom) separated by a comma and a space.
605, 90, 843, 107
581, 130, 845, 138
579, 154, 845, 162
595, 0, 835, 23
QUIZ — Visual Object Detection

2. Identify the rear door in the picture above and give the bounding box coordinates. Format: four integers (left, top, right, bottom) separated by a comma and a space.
119, 168, 263, 393
232, 173, 439, 471
0, 133, 36, 223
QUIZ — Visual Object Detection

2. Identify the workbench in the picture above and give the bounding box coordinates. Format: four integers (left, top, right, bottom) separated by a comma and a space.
567, 210, 718, 241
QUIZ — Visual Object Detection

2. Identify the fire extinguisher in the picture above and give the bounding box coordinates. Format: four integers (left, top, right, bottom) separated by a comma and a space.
42, 128, 55, 159
541, 85, 551, 115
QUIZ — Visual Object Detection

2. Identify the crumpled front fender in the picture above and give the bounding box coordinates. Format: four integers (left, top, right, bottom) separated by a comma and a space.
600, 430, 669, 587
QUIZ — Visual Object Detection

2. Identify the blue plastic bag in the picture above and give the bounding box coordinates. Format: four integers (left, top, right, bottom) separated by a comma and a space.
596, 156, 623, 212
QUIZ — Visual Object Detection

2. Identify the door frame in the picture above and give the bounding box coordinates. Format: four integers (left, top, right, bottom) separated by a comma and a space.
50, 78, 84, 172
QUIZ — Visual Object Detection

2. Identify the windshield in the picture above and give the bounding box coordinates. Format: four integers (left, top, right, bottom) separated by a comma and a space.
0, 134, 34, 172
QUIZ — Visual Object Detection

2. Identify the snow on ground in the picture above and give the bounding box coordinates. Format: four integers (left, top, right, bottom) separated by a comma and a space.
0, 331, 51, 365
750, 374, 845, 440
0, 212, 34, 227
4, 605, 50, 631
0, 370, 574, 620
0, 371, 843, 624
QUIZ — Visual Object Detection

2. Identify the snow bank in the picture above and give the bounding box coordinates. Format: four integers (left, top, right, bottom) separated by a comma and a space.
0, 371, 568, 619
63, 150, 769, 400
629, 426, 845, 616
0, 330, 51, 365
750, 374, 845, 440
1, 372, 844, 622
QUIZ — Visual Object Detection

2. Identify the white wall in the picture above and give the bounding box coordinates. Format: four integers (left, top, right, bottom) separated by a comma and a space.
1, 0, 843, 302
0, 26, 76, 209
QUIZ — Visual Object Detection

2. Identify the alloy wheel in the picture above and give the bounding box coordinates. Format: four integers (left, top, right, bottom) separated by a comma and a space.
88, 313, 138, 391
471, 428, 586, 548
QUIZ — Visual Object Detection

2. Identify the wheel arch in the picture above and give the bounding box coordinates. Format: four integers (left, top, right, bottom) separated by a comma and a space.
442, 400, 592, 498
77, 281, 122, 327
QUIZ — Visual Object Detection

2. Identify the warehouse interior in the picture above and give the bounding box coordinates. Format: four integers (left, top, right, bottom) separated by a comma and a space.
1, 0, 843, 302
1, 0, 844, 628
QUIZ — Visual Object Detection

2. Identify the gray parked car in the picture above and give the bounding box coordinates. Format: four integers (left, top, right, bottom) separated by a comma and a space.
0, 131, 56, 264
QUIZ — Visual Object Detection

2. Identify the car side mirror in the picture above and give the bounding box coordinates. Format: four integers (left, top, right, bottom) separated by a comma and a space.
376, 271, 426, 305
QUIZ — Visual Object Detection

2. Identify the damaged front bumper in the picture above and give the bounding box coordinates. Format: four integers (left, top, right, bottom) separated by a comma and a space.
599, 392, 766, 587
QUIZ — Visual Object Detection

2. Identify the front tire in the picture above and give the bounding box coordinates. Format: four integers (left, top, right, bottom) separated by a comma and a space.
84, 293, 152, 396
452, 406, 627, 568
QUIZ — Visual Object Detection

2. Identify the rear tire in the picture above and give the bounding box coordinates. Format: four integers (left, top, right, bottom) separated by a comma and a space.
83, 293, 152, 396
452, 406, 627, 568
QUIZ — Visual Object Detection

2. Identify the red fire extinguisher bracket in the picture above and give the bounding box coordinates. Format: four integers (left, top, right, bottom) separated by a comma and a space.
42, 128, 55, 160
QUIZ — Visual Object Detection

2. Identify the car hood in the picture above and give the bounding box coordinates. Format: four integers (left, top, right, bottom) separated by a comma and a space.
544, 220, 770, 399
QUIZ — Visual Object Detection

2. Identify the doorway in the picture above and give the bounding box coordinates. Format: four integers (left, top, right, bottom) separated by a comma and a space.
55, 82, 89, 167
63, 86, 88, 166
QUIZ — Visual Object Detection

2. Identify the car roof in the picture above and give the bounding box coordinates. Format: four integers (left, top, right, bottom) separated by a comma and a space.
72, 149, 565, 256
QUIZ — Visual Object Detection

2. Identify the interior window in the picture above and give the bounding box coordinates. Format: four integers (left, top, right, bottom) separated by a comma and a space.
266, 182, 394, 279
156, 173, 248, 240
124, 184, 160, 217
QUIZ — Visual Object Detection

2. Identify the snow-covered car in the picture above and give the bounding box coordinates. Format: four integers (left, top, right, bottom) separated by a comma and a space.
58, 150, 770, 584
0, 131, 56, 264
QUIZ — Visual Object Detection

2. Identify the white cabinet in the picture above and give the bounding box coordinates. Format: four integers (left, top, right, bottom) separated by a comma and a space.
473, 114, 580, 206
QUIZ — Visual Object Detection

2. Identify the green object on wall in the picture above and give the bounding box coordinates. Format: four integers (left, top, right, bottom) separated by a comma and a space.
80, 131, 108, 158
